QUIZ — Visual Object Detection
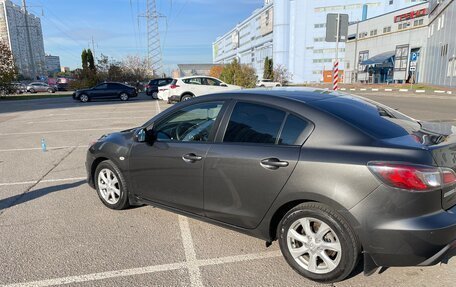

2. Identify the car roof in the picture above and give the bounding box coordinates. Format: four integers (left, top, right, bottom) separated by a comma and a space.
208, 87, 341, 103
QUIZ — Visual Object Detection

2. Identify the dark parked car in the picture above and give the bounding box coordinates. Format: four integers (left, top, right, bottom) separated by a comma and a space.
86, 88, 456, 283
73, 82, 137, 102
145, 78, 173, 98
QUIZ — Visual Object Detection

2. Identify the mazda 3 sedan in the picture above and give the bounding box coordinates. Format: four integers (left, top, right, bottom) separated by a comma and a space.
86, 88, 456, 283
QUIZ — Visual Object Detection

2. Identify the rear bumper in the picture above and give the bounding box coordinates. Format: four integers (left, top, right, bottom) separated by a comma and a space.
351, 186, 456, 267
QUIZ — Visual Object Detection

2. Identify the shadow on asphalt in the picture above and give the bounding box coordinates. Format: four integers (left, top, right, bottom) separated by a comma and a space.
0, 180, 86, 212
0, 94, 158, 115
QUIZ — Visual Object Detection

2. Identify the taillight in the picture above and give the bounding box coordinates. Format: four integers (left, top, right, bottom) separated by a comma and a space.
170, 84, 179, 89
368, 162, 456, 192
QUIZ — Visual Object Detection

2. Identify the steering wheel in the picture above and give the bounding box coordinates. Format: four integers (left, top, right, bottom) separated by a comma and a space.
175, 122, 195, 141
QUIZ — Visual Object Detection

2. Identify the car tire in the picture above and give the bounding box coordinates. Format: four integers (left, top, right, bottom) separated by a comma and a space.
29, 88, 36, 93
276, 84, 281, 87
152, 92, 158, 99
120, 92, 129, 101
278, 202, 360, 283
95, 160, 130, 210
181, 94, 193, 102
47, 88, 55, 93
79, 94, 89, 103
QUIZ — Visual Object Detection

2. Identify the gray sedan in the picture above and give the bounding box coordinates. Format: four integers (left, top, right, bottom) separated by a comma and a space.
26, 82, 56, 93
85, 88, 456, 283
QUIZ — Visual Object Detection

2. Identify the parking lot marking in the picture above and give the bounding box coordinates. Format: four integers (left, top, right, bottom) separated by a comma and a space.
27, 116, 148, 124
0, 146, 85, 152
1, 250, 282, 287
178, 215, 203, 287
0, 127, 131, 136
156, 100, 162, 113
0, 177, 86, 187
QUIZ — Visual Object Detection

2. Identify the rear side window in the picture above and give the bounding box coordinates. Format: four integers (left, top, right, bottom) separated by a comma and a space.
311, 96, 413, 139
279, 115, 309, 145
183, 78, 202, 85
224, 102, 286, 144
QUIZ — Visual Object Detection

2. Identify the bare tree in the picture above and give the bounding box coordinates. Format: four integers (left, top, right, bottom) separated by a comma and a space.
273, 64, 293, 85
122, 55, 152, 82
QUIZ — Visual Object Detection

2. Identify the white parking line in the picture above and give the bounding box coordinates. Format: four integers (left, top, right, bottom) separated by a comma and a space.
0, 146, 85, 152
27, 116, 148, 124
156, 100, 162, 113
0, 127, 130, 136
0, 177, 86, 187
178, 216, 203, 287
1, 249, 281, 287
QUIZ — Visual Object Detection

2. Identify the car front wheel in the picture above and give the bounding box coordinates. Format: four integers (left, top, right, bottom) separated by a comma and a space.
120, 92, 129, 101
278, 202, 360, 283
79, 94, 89, 103
95, 160, 130, 210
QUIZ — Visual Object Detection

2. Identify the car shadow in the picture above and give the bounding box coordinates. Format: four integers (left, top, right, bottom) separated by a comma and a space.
0, 180, 86, 212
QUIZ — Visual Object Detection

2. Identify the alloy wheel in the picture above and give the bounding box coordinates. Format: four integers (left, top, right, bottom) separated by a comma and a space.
97, 168, 121, 205
286, 217, 342, 274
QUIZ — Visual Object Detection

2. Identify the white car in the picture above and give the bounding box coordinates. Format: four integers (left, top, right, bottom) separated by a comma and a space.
256, 79, 282, 88
165, 76, 241, 103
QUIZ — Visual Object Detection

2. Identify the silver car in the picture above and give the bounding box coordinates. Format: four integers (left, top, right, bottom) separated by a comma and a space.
26, 82, 56, 93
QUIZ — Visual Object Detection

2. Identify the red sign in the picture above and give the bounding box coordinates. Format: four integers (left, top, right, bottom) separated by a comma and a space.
394, 8, 428, 23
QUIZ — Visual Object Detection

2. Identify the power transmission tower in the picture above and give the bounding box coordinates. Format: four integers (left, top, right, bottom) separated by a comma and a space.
145, 0, 164, 77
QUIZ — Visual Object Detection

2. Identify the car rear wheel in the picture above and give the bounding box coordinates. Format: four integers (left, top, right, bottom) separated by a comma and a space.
181, 94, 193, 102
278, 202, 360, 283
47, 88, 55, 93
95, 160, 130, 210
152, 92, 158, 99
79, 94, 89, 103
120, 92, 129, 101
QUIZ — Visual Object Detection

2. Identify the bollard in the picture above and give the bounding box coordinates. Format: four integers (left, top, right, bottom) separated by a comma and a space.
41, 138, 47, 152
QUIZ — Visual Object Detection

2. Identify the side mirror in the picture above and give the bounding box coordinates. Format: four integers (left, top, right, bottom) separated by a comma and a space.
220, 83, 228, 87
136, 128, 147, 142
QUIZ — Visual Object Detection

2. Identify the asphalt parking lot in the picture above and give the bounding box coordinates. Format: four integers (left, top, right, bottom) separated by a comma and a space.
1, 92, 456, 287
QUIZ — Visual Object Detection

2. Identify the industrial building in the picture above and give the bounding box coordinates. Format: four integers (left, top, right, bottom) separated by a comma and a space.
422, 0, 456, 87
344, 2, 429, 84
45, 54, 61, 75
212, 0, 274, 79
213, 0, 428, 83
0, 0, 46, 79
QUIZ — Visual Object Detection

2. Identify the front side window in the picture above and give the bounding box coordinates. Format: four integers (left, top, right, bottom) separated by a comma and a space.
154, 102, 224, 142
95, 84, 108, 90
204, 78, 222, 86
224, 102, 285, 144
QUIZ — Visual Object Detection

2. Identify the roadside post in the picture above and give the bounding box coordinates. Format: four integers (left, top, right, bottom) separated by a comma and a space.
326, 14, 349, 91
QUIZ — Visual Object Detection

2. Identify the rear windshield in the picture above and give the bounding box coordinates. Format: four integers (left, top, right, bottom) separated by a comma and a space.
311, 95, 420, 139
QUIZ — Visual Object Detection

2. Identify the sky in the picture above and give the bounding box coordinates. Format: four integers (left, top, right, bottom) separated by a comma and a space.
13, 0, 263, 74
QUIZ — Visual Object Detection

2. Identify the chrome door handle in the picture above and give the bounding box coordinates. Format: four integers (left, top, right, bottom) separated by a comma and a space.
182, 153, 203, 163
260, 158, 289, 170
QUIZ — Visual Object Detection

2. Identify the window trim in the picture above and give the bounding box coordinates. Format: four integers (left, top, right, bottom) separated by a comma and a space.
214, 99, 314, 147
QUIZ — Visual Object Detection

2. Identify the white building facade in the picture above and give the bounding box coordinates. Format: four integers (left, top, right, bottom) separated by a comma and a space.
344, 2, 429, 84
213, 0, 274, 79
213, 0, 428, 83
0, 0, 46, 79
422, 0, 456, 87
273, 0, 428, 84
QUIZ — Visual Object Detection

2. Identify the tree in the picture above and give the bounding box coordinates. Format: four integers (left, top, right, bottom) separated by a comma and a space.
0, 40, 17, 95
209, 65, 223, 79
121, 55, 151, 82
87, 49, 96, 72
220, 59, 257, 88
273, 64, 293, 85
263, 57, 274, 80
81, 49, 88, 74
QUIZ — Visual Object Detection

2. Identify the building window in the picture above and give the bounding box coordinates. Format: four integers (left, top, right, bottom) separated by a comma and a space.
358, 51, 369, 72
314, 23, 326, 28
398, 22, 410, 30
314, 37, 325, 42
370, 29, 377, 36
383, 26, 391, 33
394, 45, 409, 72
414, 19, 424, 26
441, 44, 448, 57
359, 32, 368, 38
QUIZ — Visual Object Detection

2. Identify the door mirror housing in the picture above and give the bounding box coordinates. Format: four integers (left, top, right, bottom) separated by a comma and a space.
136, 128, 147, 142
220, 83, 228, 87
